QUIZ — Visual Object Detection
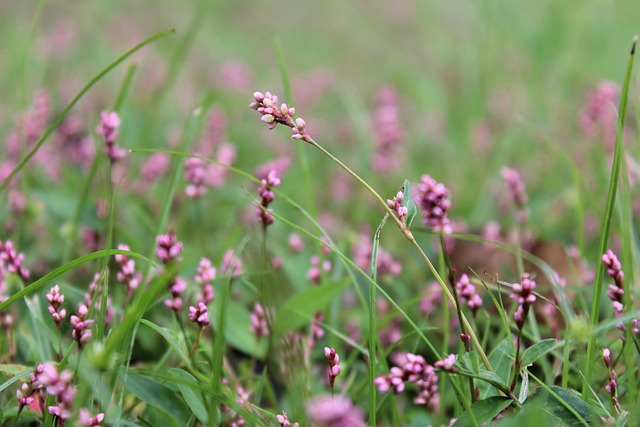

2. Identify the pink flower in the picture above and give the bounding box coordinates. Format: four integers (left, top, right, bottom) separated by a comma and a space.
46, 285, 67, 327
255, 170, 281, 228
414, 175, 452, 234
189, 302, 210, 327
306, 395, 365, 427
434, 354, 457, 372
70, 304, 94, 348
249, 303, 269, 339
501, 167, 529, 223
155, 231, 183, 264
324, 347, 342, 389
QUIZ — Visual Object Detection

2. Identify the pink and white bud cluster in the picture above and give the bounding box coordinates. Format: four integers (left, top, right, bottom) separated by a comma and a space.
374, 352, 440, 411
501, 167, 529, 223
372, 87, 405, 173
580, 81, 619, 151
307, 255, 332, 284
78, 408, 106, 427
276, 411, 299, 427
352, 229, 402, 278
70, 304, 94, 348
195, 257, 216, 304
188, 302, 210, 327
306, 395, 365, 427
387, 190, 409, 224
183, 143, 237, 198
165, 277, 187, 313
96, 111, 126, 162
511, 273, 537, 330
602, 249, 637, 338
414, 175, 452, 234
221, 249, 243, 277
115, 244, 141, 297
434, 354, 457, 373
46, 285, 67, 327
455, 274, 482, 316
255, 170, 281, 228
324, 347, 342, 389
16, 364, 44, 410
155, 231, 183, 264
308, 311, 325, 347
35, 363, 76, 420
249, 91, 310, 141
249, 302, 269, 339
0, 240, 31, 281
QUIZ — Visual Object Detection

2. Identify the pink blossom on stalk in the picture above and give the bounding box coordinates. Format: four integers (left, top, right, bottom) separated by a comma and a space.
434, 354, 457, 372
307, 255, 332, 284
276, 411, 299, 427
78, 409, 105, 427
83, 273, 114, 327
501, 167, 529, 223
255, 170, 281, 228
155, 231, 183, 264
195, 257, 216, 304
387, 190, 409, 224
141, 152, 170, 181
372, 86, 405, 173
414, 175, 452, 234
288, 233, 304, 253
511, 273, 537, 330
602, 249, 636, 337
580, 81, 619, 151
115, 244, 141, 296
164, 277, 187, 313
35, 363, 76, 420
221, 249, 243, 277
46, 285, 66, 327
249, 91, 311, 141
306, 395, 365, 427
455, 274, 482, 316
324, 347, 342, 389
16, 364, 44, 411
97, 111, 126, 162
602, 347, 622, 412
184, 156, 209, 198
0, 240, 31, 281
255, 156, 290, 181
70, 304, 94, 348
249, 303, 269, 339
189, 302, 210, 327
375, 352, 440, 410
352, 228, 402, 278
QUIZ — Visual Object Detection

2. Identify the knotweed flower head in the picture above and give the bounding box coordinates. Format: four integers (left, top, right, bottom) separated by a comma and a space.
307, 255, 332, 284
195, 257, 216, 304
115, 244, 141, 296
276, 411, 299, 427
70, 304, 94, 348
455, 274, 482, 316
46, 285, 66, 327
352, 228, 402, 278
165, 276, 187, 313
189, 302, 210, 327
414, 175, 452, 234
221, 249, 243, 277
78, 409, 106, 427
249, 302, 269, 339
256, 169, 281, 228
324, 347, 342, 389
434, 354, 457, 373
306, 395, 365, 427
372, 86, 404, 173
0, 240, 31, 281
155, 231, 183, 264
249, 91, 311, 141
387, 190, 409, 224
580, 81, 619, 151
511, 273, 537, 330
97, 111, 126, 162
602, 249, 634, 337
35, 363, 76, 420
501, 167, 529, 223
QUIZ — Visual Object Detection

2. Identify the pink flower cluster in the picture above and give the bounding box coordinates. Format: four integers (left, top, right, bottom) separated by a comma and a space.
115, 244, 141, 297
96, 111, 126, 162
386, 190, 409, 224
372, 87, 404, 173
165, 277, 187, 313
307, 255, 332, 284
501, 167, 529, 223
0, 240, 31, 282
434, 354, 457, 373
35, 363, 76, 420
276, 411, 299, 427
455, 274, 482, 316
249, 91, 309, 141
16, 364, 44, 411
188, 302, 210, 327
195, 257, 216, 304
603, 348, 621, 413
250, 302, 269, 339
70, 304, 94, 349
78, 408, 106, 427
374, 352, 440, 411
46, 285, 67, 327
184, 143, 236, 197
602, 249, 637, 338
305, 395, 365, 427
352, 228, 402, 278
580, 81, 619, 150
156, 231, 183, 264
324, 347, 342, 389
511, 273, 537, 330
414, 175, 452, 234
255, 170, 281, 228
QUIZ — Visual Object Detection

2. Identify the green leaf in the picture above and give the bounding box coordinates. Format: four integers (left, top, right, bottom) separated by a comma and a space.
140, 319, 192, 368
168, 368, 208, 423
522, 385, 598, 426
125, 373, 190, 426
454, 396, 513, 427
520, 339, 558, 368
215, 300, 268, 359
403, 179, 417, 227
461, 351, 480, 375
0, 364, 31, 377
273, 278, 350, 336
480, 338, 514, 399
0, 367, 32, 393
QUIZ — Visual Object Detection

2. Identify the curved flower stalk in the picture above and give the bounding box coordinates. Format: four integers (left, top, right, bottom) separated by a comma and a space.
248, 91, 492, 372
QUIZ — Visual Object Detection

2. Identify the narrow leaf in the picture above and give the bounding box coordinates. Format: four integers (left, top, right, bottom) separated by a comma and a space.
523, 385, 597, 426
125, 372, 190, 426
520, 338, 558, 368
140, 319, 192, 368
402, 179, 417, 227
454, 396, 513, 427
168, 368, 208, 423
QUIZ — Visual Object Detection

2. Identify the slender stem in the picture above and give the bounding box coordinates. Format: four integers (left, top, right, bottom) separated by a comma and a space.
306, 137, 493, 372
510, 332, 521, 393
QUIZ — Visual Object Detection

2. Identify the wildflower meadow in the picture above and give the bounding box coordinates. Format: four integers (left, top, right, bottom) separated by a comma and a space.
2, 1, 640, 426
